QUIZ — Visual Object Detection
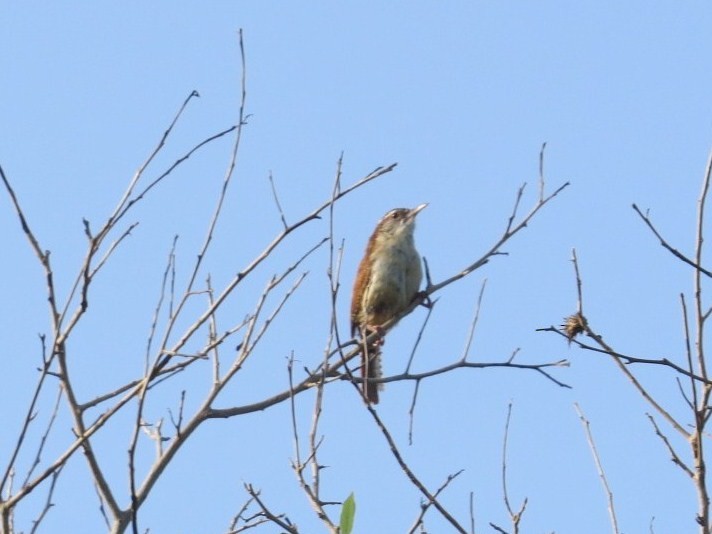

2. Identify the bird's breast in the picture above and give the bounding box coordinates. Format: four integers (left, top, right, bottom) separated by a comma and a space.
365, 239, 421, 311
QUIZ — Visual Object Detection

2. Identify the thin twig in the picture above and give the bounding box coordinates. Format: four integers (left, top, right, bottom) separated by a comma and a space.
180, 29, 249, 302
124, 34, 252, 533
88, 222, 140, 279
632, 203, 712, 278
145, 236, 178, 373
2, 336, 55, 493
227, 494, 257, 532
206, 275, 221, 385
22, 385, 63, 487
405, 300, 436, 374
538, 142, 547, 202
109, 90, 201, 225
209, 345, 571, 420
571, 249, 583, 315
646, 413, 693, 478
379, 359, 571, 389
362, 396, 468, 533
461, 279, 488, 362
541, 325, 712, 387
408, 470, 465, 534
243, 483, 298, 533
574, 403, 619, 534
582, 324, 687, 437
500, 402, 527, 534
151, 162, 396, 377
0, 165, 48, 264
469, 491, 476, 534
426, 181, 569, 295
128, 254, 316, 524
29, 466, 62, 534
681, 293, 698, 410
268, 171, 289, 229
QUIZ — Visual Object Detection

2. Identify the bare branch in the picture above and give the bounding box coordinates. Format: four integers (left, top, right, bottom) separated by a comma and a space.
289, 350, 338, 533
500, 402, 527, 534
427, 180, 568, 295
369, 177, 566, 346
0, 164, 48, 265
88, 222, 140, 279
408, 470, 465, 534
681, 293, 699, 410
574, 403, 619, 534
145, 236, 178, 374
180, 30, 249, 303
110, 90, 201, 224
1, 336, 56, 494
28, 466, 62, 534
541, 325, 712, 387
115, 125, 236, 229
632, 203, 712, 278
646, 414, 693, 478
461, 279, 488, 362
565, 322, 687, 436
1, 28, 577, 534
243, 483, 298, 534
380, 358, 571, 390
538, 142, 547, 202
226, 493, 257, 532
206, 275, 222, 384
127, 244, 320, 527
22, 385, 63, 488
407, 380, 423, 447
58, 108, 235, 346
151, 162, 396, 377
571, 249, 583, 315
94, 479, 111, 530
268, 171, 289, 229
168, 391, 187, 440
469, 491, 476, 534
362, 397, 469, 533
691, 148, 712, 530
405, 299, 436, 374
54, 341, 121, 521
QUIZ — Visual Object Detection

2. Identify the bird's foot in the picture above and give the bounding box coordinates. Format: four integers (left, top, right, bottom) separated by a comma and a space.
413, 290, 433, 309
364, 324, 386, 346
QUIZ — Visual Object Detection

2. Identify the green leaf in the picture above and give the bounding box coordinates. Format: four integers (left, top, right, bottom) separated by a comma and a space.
339, 492, 356, 534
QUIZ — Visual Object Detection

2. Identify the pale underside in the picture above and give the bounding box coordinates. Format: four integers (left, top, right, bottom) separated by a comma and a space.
357, 236, 422, 394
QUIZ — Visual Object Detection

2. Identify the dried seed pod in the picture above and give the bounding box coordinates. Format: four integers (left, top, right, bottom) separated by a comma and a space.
562, 313, 587, 342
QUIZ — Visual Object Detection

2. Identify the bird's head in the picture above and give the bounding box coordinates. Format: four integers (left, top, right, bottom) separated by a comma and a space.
373, 203, 428, 241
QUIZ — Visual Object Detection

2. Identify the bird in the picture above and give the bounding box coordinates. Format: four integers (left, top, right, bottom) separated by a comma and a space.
350, 203, 427, 404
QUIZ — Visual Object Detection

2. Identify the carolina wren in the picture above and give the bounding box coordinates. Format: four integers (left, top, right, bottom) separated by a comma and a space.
350, 203, 427, 404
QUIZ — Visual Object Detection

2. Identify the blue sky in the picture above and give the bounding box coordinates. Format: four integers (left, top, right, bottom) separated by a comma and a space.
2, 3, 712, 533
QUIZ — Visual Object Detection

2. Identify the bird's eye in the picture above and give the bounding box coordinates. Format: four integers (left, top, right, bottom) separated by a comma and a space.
392, 212, 400, 219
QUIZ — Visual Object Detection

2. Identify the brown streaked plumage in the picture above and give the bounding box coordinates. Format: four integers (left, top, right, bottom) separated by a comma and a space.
350, 204, 427, 404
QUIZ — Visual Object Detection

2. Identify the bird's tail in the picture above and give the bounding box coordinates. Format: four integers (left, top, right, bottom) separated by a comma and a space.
362, 344, 383, 404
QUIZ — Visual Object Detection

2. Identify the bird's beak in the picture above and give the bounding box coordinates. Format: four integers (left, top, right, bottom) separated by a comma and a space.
409, 203, 428, 219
